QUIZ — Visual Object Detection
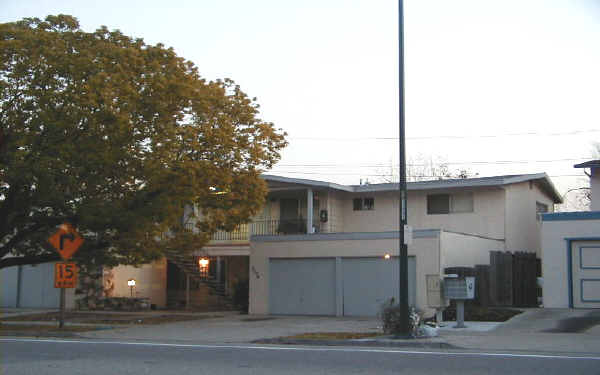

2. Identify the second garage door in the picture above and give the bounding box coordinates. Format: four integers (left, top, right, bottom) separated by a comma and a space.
342, 256, 416, 316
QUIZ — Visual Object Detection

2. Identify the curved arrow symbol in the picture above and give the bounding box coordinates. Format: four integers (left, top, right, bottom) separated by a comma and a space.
59, 233, 75, 250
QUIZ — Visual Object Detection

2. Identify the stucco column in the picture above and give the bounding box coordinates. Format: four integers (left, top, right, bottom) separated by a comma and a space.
216, 256, 222, 282
307, 188, 314, 234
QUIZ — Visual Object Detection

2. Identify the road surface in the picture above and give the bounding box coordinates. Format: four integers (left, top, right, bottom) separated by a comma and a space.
2, 338, 599, 374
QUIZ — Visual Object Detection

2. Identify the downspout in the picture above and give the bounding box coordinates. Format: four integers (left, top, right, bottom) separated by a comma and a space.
16, 265, 22, 308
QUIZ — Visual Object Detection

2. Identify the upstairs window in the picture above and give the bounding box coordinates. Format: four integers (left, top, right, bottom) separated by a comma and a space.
536, 202, 549, 213
427, 194, 449, 214
427, 193, 473, 214
536, 201, 549, 221
353, 197, 375, 211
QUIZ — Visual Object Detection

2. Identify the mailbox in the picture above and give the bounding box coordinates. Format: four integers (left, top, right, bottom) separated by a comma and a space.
443, 276, 475, 328
443, 276, 475, 300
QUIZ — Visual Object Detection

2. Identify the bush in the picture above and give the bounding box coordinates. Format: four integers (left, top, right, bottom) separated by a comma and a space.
379, 298, 422, 337
232, 279, 249, 313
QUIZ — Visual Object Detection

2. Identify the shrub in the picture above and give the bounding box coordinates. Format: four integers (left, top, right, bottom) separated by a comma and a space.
379, 298, 422, 337
232, 279, 249, 313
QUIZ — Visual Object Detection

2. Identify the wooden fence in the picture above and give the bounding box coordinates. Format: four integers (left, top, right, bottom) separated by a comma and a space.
444, 251, 539, 308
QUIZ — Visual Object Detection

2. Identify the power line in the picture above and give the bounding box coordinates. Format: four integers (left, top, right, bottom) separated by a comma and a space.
273, 157, 589, 169
268, 170, 587, 178
289, 129, 600, 142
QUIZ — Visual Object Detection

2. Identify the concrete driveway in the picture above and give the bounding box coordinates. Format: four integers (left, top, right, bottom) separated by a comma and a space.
439, 308, 600, 354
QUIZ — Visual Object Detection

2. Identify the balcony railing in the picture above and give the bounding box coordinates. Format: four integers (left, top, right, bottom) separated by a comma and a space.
184, 219, 322, 241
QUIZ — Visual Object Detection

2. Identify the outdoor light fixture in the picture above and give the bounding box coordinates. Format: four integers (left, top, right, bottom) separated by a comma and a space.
198, 257, 210, 276
384, 254, 391, 260
209, 186, 228, 195
127, 279, 136, 298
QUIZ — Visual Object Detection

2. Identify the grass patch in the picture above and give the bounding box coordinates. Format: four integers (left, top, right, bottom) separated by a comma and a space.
2, 312, 221, 325
282, 332, 381, 340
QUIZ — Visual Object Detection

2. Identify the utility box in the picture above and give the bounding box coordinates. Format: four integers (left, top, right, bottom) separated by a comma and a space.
426, 275, 448, 308
443, 276, 475, 300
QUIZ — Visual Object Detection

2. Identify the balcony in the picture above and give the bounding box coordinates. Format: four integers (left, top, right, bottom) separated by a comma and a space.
185, 219, 323, 243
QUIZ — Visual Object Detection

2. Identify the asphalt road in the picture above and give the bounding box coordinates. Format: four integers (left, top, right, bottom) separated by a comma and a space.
2, 338, 599, 375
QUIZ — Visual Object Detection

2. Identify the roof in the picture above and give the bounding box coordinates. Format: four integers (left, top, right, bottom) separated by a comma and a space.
262, 173, 563, 203
574, 160, 600, 169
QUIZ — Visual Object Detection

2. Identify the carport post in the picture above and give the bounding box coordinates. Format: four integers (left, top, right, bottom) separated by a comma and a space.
186, 274, 190, 310
307, 188, 314, 234
398, 0, 410, 335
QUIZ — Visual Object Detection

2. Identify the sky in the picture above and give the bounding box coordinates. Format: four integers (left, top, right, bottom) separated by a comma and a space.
2, 0, 599, 208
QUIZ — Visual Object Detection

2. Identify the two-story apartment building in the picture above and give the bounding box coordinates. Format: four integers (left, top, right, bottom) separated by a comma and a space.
243, 173, 560, 317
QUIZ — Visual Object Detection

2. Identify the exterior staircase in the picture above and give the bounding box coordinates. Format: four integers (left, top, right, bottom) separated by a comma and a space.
164, 250, 235, 310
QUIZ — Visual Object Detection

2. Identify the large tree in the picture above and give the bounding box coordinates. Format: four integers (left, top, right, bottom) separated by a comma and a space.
0, 15, 287, 269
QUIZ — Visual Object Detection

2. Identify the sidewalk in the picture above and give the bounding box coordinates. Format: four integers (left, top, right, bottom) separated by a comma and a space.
3, 308, 600, 355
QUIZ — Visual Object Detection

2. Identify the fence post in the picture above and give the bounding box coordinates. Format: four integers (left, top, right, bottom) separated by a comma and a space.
476, 264, 490, 307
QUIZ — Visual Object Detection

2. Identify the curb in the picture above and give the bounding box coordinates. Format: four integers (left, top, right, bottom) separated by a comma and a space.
253, 337, 458, 349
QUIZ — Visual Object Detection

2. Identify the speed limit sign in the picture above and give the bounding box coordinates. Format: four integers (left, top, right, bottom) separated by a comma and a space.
54, 262, 78, 288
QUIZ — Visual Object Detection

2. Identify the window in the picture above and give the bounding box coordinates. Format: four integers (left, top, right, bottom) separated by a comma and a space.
536, 202, 548, 213
536, 201, 549, 221
427, 194, 449, 214
427, 193, 473, 214
353, 197, 375, 211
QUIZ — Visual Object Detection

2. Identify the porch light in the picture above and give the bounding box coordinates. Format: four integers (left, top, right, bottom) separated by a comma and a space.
384, 254, 391, 260
127, 279, 136, 297
209, 187, 228, 195
198, 257, 210, 275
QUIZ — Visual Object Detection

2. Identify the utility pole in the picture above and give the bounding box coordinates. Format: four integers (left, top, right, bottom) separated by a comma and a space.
398, 0, 410, 335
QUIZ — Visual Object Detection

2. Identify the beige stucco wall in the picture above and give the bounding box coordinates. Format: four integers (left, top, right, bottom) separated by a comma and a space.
110, 259, 167, 307
408, 188, 506, 240
439, 231, 505, 269
337, 188, 506, 241
541, 218, 600, 308
249, 234, 441, 316
505, 181, 555, 255
326, 190, 346, 233
340, 191, 400, 232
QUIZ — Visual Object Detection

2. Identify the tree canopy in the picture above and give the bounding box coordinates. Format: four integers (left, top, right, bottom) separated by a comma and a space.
0, 15, 287, 269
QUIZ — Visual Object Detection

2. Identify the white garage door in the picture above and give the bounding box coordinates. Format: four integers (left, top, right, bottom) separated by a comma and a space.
269, 258, 337, 315
342, 256, 416, 316
572, 241, 600, 308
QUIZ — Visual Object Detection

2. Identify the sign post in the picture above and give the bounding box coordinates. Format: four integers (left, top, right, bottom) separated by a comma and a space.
48, 223, 83, 328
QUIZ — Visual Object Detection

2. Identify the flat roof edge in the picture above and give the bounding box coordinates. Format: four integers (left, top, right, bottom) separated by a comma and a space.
541, 211, 600, 222
251, 229, 441, 242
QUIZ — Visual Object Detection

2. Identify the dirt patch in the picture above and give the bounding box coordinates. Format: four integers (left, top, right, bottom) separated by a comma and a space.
241, 317, 276, 322
2, 312, 222, 325
544, 311, 600, 333
281, 332, 381, 340
0, 323, 99, 335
